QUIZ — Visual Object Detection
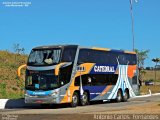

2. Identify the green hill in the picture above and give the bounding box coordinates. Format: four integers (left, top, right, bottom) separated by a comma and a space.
0, 50, 27, 98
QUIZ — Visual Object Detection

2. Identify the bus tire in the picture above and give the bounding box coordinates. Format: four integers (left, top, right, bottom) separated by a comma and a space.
123, 90, 129, 102
81, 91, 89, 106
116, 90, 123, 102
70, 92, 79, 107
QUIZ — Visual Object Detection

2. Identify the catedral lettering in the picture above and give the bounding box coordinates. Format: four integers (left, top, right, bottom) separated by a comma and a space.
94, 65, 115, 72
18, 45, 139, 107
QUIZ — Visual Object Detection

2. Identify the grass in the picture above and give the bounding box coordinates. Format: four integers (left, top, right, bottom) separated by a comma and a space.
140, 85, 160, 95
141, 70, 160, 82
0, 50, 27, 99
140, 70, 160, 95
0, 82, 7, 98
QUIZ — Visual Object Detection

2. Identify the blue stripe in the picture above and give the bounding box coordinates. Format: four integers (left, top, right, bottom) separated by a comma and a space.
27, 90, 53, 96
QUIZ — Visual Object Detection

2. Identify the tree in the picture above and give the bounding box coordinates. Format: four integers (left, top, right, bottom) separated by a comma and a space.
152, 58, 160, 81
140, 70, 146, 81
13, 43, 25, 61
13, 43, 25, 55
135, 49, 149, 69
135, 49, 149, 83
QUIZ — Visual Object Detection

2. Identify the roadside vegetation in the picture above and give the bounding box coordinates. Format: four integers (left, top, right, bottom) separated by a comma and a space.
140, 70, 160, 95
135, 49, 160, 95
0, 50, 27, 98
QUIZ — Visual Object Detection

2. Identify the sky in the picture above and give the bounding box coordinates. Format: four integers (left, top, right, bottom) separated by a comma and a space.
0, 0, 160, 67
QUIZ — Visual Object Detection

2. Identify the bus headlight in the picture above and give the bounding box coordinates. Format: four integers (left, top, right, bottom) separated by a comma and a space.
51, 92, 58, 96
25, 91, 30, 97
50, 90, 59, 97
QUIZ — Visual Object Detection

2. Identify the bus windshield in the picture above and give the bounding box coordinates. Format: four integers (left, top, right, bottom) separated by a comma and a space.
28, 49, 61, 66
25, 73, 59, 91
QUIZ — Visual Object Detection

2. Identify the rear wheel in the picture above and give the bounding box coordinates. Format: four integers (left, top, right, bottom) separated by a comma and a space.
70, 92, 79, 107
81, 92, 89, 106
116, 90, 123, 102
123, 90, 129, 102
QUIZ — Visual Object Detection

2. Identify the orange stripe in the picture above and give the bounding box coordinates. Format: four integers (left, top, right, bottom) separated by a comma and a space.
100, 85, 112, 96
124, 50, 136, 54
92, 47, 110, 51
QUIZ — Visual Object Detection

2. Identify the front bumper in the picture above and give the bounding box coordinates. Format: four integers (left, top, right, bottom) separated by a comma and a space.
25, 95, 60, 104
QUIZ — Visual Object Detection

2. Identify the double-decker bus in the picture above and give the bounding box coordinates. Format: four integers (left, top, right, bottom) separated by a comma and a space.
18, 45, 139, 107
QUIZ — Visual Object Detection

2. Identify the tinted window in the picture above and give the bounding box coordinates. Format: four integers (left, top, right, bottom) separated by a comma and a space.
74, 74, 118, 86
78, 49, 137, 65
25, 70, 59, 91
59, 64, 73, 86
107, 52, 118, 64
132, 76, 138, 84
118, 53, 137, 65
78, 49, 118, 64
62, 47, 77, 62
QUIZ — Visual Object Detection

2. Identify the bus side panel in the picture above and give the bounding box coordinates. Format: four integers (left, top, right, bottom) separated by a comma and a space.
86, 85, 114, 101
92, 65, 137, 100
82, 86, 106, 100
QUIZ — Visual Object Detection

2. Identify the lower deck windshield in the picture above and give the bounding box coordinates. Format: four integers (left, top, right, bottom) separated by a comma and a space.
25, 73, 59, 91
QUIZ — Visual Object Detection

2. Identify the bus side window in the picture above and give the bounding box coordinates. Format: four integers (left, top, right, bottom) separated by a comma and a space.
107, 52, 118, 65
132, 76, 138, 84
122, 54, 137, 65
59, 64, 73, 86
75, 77, 80, 86
75, 75, 93, 86
62, 47, 77, 62
109, 74, 118, 85
78, 49, 90, 63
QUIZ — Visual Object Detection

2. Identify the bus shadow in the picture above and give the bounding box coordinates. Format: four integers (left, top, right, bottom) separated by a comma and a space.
4, 99, 127, 109
4, 98, 71, 109
4, 98, 25, 109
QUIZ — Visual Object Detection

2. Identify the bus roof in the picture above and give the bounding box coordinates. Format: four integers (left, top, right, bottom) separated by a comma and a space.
91, 47, 136, 54
32, 44, 136, 54
32, 45, 78, 50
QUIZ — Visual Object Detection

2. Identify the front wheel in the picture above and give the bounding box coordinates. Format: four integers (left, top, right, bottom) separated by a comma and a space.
70, 92, 79, 107
81, 92, 89, 106
116, 90, 123, 102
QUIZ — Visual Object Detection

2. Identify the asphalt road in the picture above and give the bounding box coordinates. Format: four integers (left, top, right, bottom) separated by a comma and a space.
0, 95, 160, 114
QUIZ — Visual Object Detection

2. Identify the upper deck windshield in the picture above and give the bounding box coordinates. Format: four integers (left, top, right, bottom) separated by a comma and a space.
28, 49, 61, 66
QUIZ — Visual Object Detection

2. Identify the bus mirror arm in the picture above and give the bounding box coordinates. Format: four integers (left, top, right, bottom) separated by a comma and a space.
17, 64, 27, 77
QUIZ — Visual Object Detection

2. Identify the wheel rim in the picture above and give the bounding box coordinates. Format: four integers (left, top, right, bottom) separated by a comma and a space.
72, 95, 78, 105
117, 92, 122, 101
124, 92, 128, 100
82, 94, 88, 104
